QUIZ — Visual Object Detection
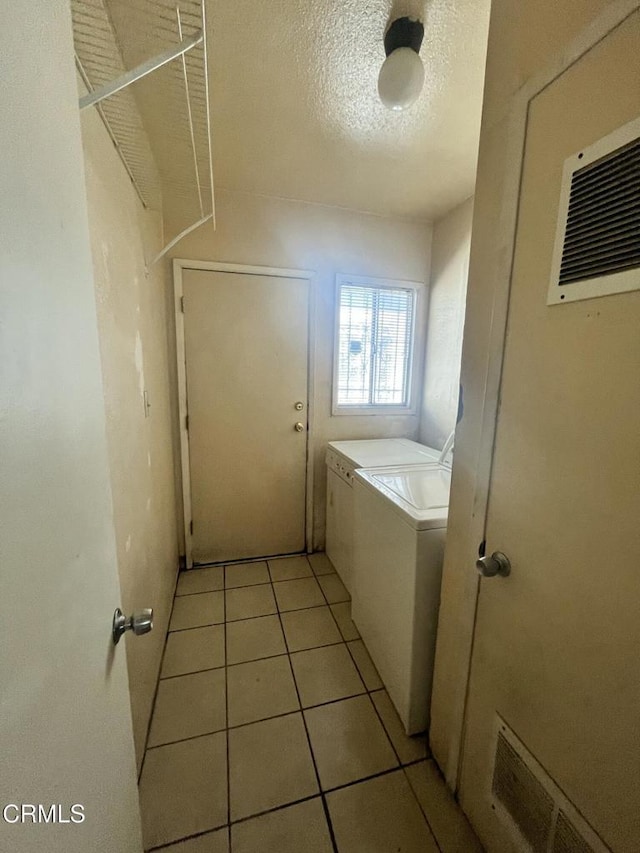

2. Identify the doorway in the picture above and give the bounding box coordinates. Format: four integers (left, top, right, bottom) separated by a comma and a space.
457, 11, 640, 852
175, 262, 313, 566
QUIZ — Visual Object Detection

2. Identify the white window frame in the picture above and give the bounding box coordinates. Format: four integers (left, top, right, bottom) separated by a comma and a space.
332, 273, 426, 417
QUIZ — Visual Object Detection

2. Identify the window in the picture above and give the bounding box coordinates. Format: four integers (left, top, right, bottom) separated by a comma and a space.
333, 276, 419, 413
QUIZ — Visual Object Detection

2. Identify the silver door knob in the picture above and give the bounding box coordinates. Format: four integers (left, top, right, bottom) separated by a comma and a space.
476, 552, 511, 578
112, 607, 154, 645
294, 422, 305, 432
294, 401, 304, 411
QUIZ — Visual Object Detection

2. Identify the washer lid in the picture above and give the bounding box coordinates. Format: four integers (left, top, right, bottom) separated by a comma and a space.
355, 464, 451, 529
327, 438, 440, 469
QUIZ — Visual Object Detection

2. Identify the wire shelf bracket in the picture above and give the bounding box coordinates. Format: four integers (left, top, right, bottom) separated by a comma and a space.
78, 29, 203, 111
72, 0, 216, 262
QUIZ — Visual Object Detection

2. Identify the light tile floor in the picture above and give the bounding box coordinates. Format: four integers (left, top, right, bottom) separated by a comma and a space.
139, 553, 482, 852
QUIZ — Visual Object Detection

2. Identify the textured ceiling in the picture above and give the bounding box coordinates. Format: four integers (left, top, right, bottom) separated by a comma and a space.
206, 0, 490, 220
104, 0, 490, 224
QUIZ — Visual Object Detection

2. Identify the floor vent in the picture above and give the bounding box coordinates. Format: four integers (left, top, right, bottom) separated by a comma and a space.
547, 115, 640, 305
491, 716, 611, 853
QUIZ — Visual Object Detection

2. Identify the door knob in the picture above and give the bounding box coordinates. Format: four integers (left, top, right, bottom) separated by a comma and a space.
294, 401, 304, 411
112, 607, 154, 645
294, 422, 305, 432
476, 552, 511, 578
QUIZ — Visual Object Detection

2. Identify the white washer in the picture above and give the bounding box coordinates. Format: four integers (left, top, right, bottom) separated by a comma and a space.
325, 439, 440, 592
352, 462, 452, 735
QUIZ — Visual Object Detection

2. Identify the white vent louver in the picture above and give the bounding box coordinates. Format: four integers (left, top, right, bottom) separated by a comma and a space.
493, 733, 554, 852
547, 116, 640, 305
491, 716, 611, 853
553, 811, 596, 853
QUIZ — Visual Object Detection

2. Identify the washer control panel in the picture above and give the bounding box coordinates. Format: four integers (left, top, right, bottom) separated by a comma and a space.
325, 448, 355, 486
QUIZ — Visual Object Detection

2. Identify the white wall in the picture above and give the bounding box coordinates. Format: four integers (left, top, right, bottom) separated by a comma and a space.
0, 3, 142, 849
80, 105, 179, 768
419, 198, 473, 448
166, 190, 433, 550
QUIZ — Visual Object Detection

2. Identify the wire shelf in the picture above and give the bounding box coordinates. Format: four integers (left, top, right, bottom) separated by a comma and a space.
72, 0, 215, 253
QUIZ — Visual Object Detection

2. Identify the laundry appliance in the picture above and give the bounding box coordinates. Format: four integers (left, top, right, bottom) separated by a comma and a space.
325, 438, 440, 592
351, 458, 452, 734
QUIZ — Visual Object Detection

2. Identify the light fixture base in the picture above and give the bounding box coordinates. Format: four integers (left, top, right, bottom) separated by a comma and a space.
384, 16, 424, 57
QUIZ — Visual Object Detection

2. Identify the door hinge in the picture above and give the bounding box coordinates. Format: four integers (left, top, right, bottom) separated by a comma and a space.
180, 295, 185, 313
185, 414, 189, 431
190, 520, 193, 535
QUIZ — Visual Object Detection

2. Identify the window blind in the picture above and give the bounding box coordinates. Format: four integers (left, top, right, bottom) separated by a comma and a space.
336, 283, 414, 407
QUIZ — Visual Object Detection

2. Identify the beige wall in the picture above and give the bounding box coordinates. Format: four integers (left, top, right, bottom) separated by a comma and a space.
430, 0, 633, 788
0, 3, 143, 848
419, 197, 473, 449
81, 107, 179, 769
165, 190, 432, 551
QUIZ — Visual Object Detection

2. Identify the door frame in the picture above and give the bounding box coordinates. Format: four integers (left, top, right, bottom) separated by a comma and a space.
443, 0, 640, 793
173, 259, 315, 568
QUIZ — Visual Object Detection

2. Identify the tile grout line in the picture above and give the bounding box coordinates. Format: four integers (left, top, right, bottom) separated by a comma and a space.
168, 592, 349, 634
138, 564, 182, 786
401, 764, 445, 853
142, 703, 431, 756
191, 551, 309, 570
146, 826, 226, 852
316, 580, 404, 772
159, 662, 226, 681
223, 564, 231, 834
149, 600, 429, 758
179, 555, 332, 585
318, 569, 441, 839
319, 570, 439, 846
227, 790, 322, 827
276, 637, 346, 657
147, 557, 435, 851
146, 759, 434, 852
146, 790, 323, 851
272, 559, 341, 853
146, 728, 231, 752
143, 673, 431, 753
145, 685, 388, 751
178, 582, 264, 597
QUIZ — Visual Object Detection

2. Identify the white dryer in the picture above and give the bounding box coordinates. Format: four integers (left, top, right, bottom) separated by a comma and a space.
352, 462, 452, 735
325, 439, 440, 592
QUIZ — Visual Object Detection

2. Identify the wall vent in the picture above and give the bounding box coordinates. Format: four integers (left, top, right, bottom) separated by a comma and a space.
493, 732, 555, 852
553, 811, 596, 853
547, 116, 640, 305
491, 716, 611, 853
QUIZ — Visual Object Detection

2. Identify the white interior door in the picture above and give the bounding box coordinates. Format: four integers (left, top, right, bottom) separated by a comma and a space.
0, 3, 142, 850
460, 14, 640, 853
183, 268, 309, 564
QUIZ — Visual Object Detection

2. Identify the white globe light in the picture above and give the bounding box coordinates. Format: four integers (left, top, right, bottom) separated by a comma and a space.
378, 47, 425, 111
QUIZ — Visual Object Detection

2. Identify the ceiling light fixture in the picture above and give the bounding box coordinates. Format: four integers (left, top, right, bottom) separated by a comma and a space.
378, 16, 425, 111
